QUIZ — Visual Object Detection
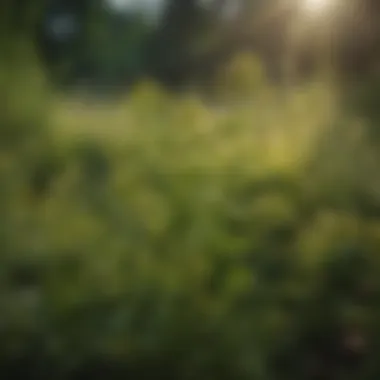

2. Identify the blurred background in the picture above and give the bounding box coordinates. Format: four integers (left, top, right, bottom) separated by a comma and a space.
1, 0, 380, 379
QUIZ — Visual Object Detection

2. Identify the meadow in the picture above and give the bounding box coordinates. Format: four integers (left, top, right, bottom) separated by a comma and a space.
1, 51, 380, 379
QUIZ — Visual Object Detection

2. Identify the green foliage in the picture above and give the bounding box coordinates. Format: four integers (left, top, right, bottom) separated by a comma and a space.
215, 52, 267, 102
2, 42, 380, 380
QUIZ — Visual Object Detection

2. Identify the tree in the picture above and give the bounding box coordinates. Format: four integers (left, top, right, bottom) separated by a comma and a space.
145, 0, 216, 87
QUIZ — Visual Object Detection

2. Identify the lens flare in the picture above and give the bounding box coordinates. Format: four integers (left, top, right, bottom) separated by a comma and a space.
303, 0, 330, 13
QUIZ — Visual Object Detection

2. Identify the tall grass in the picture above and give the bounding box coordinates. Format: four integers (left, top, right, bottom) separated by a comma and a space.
1, 53, 380, 380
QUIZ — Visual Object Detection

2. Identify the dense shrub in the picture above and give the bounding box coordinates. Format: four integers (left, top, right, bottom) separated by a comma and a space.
1, 53, 380, 380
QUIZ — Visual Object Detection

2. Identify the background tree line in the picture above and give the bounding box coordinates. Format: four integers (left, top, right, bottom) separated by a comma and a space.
31, 0, 380, 92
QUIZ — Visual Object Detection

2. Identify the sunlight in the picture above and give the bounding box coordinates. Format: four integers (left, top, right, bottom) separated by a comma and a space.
302, 0, 331, 13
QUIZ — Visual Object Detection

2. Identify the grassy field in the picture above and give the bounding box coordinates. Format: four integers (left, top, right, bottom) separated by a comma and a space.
2, 56, 380, 379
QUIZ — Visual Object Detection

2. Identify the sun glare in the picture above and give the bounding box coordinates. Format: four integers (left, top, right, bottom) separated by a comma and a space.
303, 0, 330, 13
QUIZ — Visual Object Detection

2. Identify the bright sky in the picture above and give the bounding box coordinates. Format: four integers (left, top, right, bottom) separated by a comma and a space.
106, 0, 218, 16
105, 0, 242, 22
106, 0, 165, 14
